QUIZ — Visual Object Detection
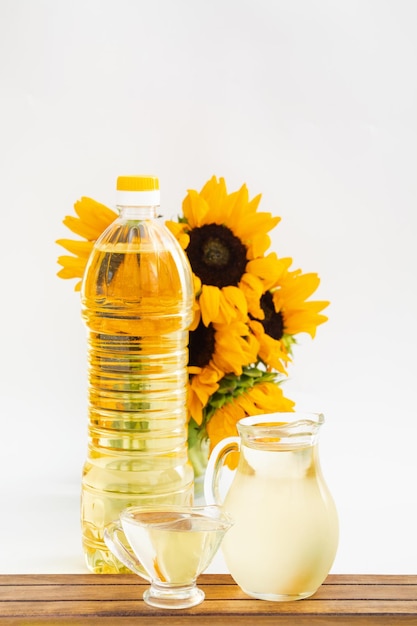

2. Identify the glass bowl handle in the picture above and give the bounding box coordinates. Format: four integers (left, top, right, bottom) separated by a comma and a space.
104, 521, 150, 581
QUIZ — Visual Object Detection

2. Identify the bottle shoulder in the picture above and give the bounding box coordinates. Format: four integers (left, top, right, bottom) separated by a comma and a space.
81, 218, 194, 329
96, 216, 175, 247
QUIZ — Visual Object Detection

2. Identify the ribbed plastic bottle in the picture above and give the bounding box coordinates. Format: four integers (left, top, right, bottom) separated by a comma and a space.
80, 175, 195, 573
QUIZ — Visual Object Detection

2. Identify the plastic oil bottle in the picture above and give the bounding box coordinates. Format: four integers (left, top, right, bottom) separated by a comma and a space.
80, 175, 195, 573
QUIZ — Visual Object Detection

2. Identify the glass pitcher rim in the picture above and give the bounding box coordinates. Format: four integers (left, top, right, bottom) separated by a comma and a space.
235, 412, 324, 447
237, 412, 324, 428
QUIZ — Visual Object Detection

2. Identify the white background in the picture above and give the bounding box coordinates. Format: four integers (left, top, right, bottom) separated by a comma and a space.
0, 0, 416, 575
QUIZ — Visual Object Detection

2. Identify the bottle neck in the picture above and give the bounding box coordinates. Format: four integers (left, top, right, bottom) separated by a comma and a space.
117, 205, 159, 220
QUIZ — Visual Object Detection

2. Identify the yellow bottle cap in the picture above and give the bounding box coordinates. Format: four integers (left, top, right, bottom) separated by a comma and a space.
116, 175, 160, 206
116, 175, 159, 192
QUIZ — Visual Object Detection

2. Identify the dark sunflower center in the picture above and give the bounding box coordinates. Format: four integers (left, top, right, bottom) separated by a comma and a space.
253, 291, 284, 340
188, 321, 215, 369
186, 223, 247, 288
203, 238, 230, 267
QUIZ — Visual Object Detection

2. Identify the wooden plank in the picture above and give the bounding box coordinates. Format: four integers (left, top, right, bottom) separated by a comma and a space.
2, 617, 417, 626
0, 573, 416, 585
0, 584, 145, 601
1, 598, 417, 617
1, 574, 417, 587
327, 574, 417, 584
313, 584, 417, 601
0, 574, 416, 625
0, 574, 140, 586
2, 598, 417, 616
1, 582, 417, 602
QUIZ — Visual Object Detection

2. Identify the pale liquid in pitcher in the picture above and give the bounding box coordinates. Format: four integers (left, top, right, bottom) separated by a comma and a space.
123, 511, 228, 583
81, 242, 194, 573
222, 445, 338, 599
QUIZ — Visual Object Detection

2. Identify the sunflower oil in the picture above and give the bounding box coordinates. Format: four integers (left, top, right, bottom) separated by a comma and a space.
80, 175, 195, 573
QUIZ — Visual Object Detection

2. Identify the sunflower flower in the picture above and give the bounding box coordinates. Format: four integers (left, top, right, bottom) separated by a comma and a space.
56, 197, 117, 290
248, 269, 329, 365
271, 270, 329, 338
186, 316, 261, 426
166, 176, 282, 327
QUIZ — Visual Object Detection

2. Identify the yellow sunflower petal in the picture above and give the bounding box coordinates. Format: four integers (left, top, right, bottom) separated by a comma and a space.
192, 274, 202, 296
223, 184, 250, 223
212, 328, 256, 376
199, 285, 221, 326
62, 215, 101, 241
220, 286, 248, 321
201, 288, 247, 326
57, 264, 83, 291
61, 197, 115, 241
189, 306, 201, 332
248, 232, 272, 259
221, 184, 280, 257
199, 176, 228, 222
248, 319, 289, 374
182, 190, 211, 228
206, 401, 246, 456
56, 239, 94, 258
57, 255, 87, 275
187, 387, 204, 426
281, 303, 329, 338
275, 272, 322, 307
74, 197, 117, 232
237, 213, 281, 246
239, 273, 265, 319
166, 221, 190, 250
215, 299, 236, 325
198, 365, 224, 385
243, 381, 295, 414
187, 365, 223, 424
247, 192, 262, 213
246, 254, 292, 291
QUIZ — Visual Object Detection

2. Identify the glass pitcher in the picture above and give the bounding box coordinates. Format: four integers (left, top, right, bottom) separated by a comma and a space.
204, 413, 339, 601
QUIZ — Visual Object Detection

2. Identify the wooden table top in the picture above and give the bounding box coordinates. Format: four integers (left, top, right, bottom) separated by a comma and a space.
1, 573, 416, 624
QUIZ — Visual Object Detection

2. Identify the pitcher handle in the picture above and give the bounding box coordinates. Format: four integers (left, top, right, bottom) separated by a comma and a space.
204, 436, 240, 505
104, 521, 150, 581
